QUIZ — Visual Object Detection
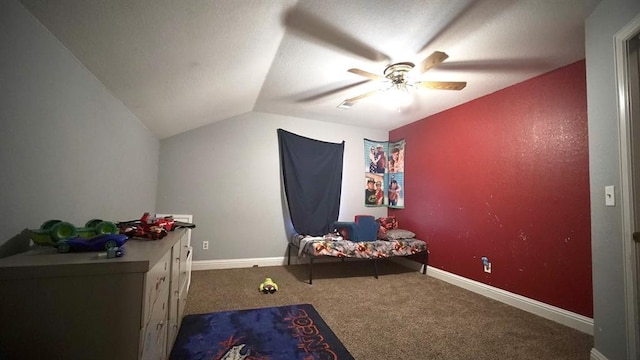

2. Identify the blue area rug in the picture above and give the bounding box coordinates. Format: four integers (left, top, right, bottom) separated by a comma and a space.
169, 303, 354, 360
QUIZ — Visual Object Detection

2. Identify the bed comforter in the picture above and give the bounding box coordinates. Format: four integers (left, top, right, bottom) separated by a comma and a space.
292, 234, 427, 259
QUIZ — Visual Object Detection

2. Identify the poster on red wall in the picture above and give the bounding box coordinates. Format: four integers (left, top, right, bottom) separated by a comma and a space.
364, 138, 405, 208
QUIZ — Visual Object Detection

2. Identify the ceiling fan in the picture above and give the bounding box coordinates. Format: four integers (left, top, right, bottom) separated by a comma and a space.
338, 51, 467, 109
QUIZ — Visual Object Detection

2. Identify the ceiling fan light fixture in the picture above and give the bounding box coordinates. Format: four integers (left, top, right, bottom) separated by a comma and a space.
339, 51, 465, 108
384, 83, 412, 109
383, 62, 415, 85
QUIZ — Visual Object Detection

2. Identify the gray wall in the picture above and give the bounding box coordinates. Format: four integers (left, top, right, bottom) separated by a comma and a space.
0, 0, 159, 255
156, 111, 388, 261
586, 1, 640, 359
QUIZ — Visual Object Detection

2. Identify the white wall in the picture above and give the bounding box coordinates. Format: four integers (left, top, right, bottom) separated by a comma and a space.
0, 0, 159, 255
157, 111, 388, 261
585, 1, 640, 359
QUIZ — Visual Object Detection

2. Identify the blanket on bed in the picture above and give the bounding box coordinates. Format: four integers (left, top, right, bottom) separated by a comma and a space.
293, 234, 426, 259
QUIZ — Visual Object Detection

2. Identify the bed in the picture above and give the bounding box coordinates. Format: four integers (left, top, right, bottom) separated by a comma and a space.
287, 221, 428, 284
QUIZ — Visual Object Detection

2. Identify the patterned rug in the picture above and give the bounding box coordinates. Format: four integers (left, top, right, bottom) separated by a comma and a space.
169, 304, 354, 360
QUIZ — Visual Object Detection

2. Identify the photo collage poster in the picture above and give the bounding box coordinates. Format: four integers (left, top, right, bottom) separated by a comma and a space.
363, 138, 405, 208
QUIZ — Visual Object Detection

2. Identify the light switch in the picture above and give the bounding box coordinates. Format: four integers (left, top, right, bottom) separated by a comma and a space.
605, 185, 615, 206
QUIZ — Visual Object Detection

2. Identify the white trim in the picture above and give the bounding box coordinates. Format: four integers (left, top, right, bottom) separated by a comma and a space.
156, 214, 193, 223
191, 255, 342, 271
590, 348, 609, 360
392, 257, 594, 335
194, 255, 594, 335
193, 257, 287, 270
615, 12, 640, 360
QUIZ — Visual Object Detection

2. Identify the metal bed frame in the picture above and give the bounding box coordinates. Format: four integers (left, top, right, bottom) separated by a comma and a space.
287, 241, 428, 285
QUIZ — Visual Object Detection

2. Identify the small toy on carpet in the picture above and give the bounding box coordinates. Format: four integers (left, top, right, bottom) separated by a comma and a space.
259, 278, 278, 294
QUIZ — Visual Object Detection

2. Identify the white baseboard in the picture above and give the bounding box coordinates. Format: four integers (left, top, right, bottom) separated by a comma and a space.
392, 257, 594, 335
192, 255, 343, 271
192, 256, 287, 271
194, 255, 594, 335
590, 348, 608, 360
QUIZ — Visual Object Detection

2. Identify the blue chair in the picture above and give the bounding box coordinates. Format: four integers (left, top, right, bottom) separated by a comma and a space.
334, 215, 379, 242
354, 215, 379, 241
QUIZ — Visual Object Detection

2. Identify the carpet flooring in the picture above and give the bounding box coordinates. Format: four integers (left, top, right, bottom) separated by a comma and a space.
183, 259, 593, 359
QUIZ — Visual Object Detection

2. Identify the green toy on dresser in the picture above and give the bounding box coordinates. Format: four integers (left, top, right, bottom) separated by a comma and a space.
29, 219, 119, 246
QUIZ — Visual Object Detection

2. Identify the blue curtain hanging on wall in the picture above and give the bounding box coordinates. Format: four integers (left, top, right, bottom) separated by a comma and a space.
277, 129, 344, 236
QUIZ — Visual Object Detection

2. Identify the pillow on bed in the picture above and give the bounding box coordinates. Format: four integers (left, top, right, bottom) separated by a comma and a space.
377, 216, 398, 230
377, 217, 399, 240
377, 227, 387, 240
385, 229, 416, 240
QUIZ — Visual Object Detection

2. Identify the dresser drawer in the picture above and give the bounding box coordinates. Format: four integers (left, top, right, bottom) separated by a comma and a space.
179, 233, 190, 274
142, 250, 171, 329
181, 246, 193, 292
170, 245, 181, 293
140, 282, 169, 360
167, 286, 189, 354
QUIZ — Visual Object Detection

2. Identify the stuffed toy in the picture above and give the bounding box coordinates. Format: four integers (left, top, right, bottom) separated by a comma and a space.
259, 277, 278, 294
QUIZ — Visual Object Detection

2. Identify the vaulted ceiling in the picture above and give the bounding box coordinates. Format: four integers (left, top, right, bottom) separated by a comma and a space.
19, 0, 600, 139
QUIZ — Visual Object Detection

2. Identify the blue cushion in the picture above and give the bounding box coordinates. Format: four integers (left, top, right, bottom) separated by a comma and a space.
354, 215, 378, 241
334, 221, 357, 241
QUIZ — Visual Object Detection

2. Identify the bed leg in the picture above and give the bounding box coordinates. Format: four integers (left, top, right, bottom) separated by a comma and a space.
287, 243, 291, 266
309, 257, 313, 285
373, 258, 378, 279
422, 251, 428, 274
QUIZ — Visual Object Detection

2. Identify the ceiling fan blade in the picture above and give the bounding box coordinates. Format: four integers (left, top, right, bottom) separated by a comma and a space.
348, 68, 385, 81
296, 80, 370, 102
416, 81, 467, 90
419, 51, 449, 73
338, 89, 381, 108
284, 7, 390, 62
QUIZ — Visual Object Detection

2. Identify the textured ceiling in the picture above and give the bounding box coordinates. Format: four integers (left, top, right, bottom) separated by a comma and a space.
19, 0, 600, 139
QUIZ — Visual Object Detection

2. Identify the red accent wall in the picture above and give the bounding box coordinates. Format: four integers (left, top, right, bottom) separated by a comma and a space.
389, 60, 592, 317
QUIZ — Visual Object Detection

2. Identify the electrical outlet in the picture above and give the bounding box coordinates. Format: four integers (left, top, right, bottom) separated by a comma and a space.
605, 185, 615, 206
202, 241, 209, 250
481, 256, 491, 273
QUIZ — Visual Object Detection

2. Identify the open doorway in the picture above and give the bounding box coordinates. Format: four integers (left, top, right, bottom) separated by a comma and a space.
615, 15, 640, 360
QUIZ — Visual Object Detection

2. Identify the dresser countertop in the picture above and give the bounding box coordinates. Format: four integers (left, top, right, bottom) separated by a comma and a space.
0, 229, 184, 280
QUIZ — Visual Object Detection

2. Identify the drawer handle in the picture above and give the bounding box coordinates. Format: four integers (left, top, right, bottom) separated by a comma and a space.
155, 276, 166, 290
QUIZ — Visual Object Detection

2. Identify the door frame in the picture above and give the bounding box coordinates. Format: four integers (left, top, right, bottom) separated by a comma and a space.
614, 12, 640, 360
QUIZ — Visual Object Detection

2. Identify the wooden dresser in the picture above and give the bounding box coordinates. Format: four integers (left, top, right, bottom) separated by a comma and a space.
0, 229, 192, 360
